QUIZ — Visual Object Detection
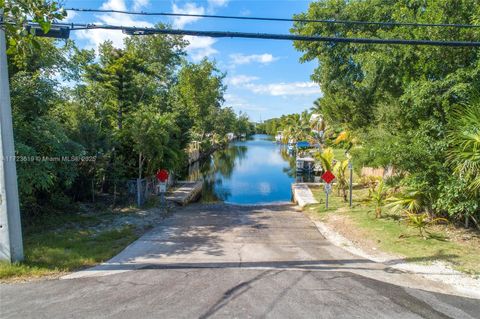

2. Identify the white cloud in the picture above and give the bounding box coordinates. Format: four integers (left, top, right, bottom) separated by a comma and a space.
229, 53, 279, 65
170, 1, 231, 61
245, 82, 321, 96
76, 0, 223, 62
224, 94, 267, 112
133, 0, 150, 11
172, 3, 205, 28
170, 3, 218, 61
76, 0, 152, 50
184, 36, 218, 62
101, 0, 126, 10
64, 10, 77, 22
208, 0, 229, 7
240, 9, 251, 16
225, 75, 320, 97
227, 75, 259, 86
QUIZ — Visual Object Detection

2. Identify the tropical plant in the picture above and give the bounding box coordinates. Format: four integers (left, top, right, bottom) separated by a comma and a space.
360, 175, 380, 198
315, 147, 334, 172
435, 177, 480, 229
333, 160, 349, 201
447, 101, 480, 193
370, 179, 387, 218
404, 212, 448, 239
386, 189, 426, 214
334, 130, 357, 154
279, 112, 313, 144
309, 112, 326, 144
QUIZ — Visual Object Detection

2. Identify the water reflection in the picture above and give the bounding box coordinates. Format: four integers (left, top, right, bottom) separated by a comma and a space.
188, 134, 297, 204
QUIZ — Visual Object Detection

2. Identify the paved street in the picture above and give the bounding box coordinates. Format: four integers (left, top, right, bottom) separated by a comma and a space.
1, 203, 479, 318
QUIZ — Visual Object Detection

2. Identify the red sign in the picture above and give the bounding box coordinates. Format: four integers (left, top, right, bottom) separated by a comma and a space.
321, 170, 335, 184
156, 169, 169, 182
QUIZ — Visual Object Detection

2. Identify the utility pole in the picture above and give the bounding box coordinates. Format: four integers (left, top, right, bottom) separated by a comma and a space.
0, 9, 24, 262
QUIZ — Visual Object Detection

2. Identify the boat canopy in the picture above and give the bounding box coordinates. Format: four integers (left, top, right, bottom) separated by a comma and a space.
296, 141, 310, 148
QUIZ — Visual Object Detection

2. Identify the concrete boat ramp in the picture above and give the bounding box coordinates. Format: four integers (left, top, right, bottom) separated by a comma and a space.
166, 181, 203, 205
291, 183, 319, 207
167, 181, 319, 208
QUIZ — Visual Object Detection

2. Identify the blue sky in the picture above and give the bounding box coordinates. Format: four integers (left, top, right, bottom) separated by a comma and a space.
62, 0, 321, 120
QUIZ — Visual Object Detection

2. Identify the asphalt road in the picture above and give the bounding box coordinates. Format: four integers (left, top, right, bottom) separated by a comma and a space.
1, 203, 479, 319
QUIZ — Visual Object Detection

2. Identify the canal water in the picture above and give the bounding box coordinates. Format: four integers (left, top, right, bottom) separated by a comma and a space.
188, 134, 297, 204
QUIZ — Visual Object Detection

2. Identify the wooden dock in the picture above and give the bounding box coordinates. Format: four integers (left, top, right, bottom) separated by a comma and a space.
166, 181, 203, 206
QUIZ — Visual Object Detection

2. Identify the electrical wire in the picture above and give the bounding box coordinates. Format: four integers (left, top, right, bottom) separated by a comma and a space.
65, 8, 480, 29
44, 22, 480, 47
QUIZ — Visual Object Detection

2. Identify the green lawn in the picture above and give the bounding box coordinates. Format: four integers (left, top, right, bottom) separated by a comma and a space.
0, 211, 140, 281
307, 186, 480, 277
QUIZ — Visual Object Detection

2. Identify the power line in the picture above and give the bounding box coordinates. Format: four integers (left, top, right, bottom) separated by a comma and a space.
65, 8, 480, 29
47, 23, 480, 47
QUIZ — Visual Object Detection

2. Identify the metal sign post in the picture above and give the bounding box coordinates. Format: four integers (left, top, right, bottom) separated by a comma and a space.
348, 160, 353, 207
156, 169, 169, 208
324, 183, 332, 209
158, 182, 167, 207
321, 170, 335, 210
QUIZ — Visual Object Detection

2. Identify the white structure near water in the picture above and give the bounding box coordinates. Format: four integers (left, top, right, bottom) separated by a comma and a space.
296, 156, 315, 173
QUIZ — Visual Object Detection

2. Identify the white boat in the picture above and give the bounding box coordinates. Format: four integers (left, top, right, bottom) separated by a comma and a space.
226, 132, 235, 141
287, 141, 296, 155
275, 131, 283, 143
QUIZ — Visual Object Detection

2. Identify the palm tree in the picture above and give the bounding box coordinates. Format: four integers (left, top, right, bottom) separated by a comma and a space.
386, 189, 426, 214
311, 98, 322, 114
370, 179, 387, 218
447, 101, 480, 192
446, 99, 480, 228
280, 112, 312, 144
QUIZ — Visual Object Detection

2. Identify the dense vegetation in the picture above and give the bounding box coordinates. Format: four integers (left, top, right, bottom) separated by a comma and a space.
4, 1, 254, 219
257, 111, 333, 145
290, 0, 480, 227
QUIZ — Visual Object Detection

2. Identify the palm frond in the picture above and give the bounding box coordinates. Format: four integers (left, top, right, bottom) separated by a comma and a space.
447, 100, 480, 192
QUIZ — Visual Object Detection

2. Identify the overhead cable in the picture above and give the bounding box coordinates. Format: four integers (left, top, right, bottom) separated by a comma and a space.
44, 22, 480, 47
65, 8, 480, 29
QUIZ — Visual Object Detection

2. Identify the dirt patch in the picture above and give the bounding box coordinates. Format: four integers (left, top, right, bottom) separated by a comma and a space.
435, 224, 480, 245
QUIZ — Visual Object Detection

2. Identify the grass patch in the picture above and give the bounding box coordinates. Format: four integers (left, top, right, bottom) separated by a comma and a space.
308, 187, 480, 276
332, 148, 347, 161
0, 211, 139, 281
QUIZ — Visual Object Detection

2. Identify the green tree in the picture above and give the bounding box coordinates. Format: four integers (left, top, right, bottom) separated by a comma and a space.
171, 59, 226, 146
2, 0, 66, 65
124, 109, 181, 179
292, 0, 480, 224
9, 43, 83, 214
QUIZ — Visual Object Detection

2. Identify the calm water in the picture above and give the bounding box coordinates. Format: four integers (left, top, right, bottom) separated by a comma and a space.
188, 134, 296, 204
